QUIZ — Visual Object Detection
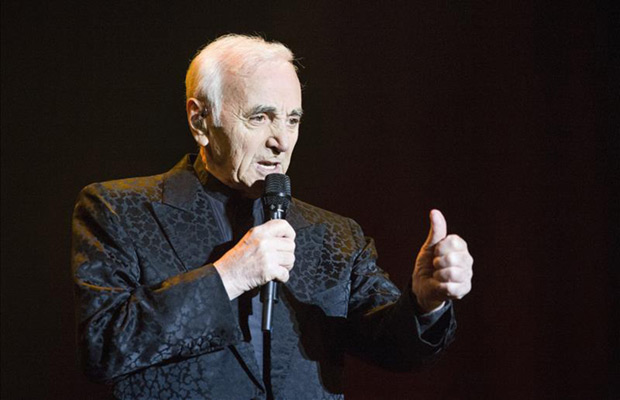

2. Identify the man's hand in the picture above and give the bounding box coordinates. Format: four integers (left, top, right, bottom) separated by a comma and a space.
214, 219, 296, 300
412, 210, 473, 313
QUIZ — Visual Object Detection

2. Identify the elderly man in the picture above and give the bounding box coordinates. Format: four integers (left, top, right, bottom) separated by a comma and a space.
72, 34, 473, 399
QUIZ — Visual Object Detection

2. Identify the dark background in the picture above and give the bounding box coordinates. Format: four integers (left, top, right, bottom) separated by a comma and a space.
2, 1, 618, 399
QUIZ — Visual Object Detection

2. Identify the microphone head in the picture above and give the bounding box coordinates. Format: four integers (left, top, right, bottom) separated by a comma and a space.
262, 173, 291, 211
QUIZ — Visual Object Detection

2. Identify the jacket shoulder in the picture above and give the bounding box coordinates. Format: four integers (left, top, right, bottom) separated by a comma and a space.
292, 198, 351, 225
292, 198, 365, 241
77, 174, 164, 210
76, 154, 196, 209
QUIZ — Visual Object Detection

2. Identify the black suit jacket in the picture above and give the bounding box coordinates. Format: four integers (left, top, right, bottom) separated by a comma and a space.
72, 155, 456, 399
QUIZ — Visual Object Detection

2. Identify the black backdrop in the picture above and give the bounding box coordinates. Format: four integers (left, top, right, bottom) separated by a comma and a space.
2, 1, 618, 399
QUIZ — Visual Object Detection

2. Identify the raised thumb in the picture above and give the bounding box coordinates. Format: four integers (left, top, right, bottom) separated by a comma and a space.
423, 209, 447, 249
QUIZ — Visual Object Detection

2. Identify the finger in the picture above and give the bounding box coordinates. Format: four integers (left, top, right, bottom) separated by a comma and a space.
274, 267, 290, 283
432, 280, 471, 300
278, 252, 296, 270
432, 252, 474, 269
446, 281, 472, 299
432, 266, 472, 283
273, 238, 296, 252
435, 234, 467, 256
422, 209, 447, 249
263, 219, 296, 239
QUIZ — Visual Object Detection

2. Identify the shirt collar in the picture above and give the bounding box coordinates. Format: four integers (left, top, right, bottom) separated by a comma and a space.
192, 153, 260, 210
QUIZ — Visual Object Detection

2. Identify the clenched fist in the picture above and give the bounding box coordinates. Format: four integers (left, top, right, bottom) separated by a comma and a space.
214, 219, 296, 300
412, 210, 474, 313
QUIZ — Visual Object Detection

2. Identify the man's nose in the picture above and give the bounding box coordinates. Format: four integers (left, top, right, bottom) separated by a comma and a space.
267, 123, 291, 153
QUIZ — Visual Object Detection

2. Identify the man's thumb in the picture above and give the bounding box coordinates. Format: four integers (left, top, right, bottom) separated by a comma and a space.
423, 209, 447, 249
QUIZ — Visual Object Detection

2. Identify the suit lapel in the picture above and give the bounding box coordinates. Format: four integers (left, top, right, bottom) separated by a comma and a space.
151, 161, 225, 271
150, 159, 270, 388
286, 203, 348, 316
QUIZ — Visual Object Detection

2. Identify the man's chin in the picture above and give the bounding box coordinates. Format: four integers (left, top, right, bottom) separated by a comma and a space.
240, 180, 265, 199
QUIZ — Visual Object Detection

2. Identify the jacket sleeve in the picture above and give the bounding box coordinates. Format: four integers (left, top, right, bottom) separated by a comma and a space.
343, 218, 457, 371
71, 184, 242, 383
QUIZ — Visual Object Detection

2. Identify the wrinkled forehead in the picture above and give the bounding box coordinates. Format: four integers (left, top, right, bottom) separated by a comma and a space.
222, 60, 301, 109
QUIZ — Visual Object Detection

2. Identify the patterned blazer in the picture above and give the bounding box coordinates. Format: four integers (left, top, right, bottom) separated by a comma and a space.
72, 155, 456, 400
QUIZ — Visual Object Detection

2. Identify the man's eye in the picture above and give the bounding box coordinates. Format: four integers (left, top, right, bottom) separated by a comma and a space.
288, 117, 301, 126
250, 114, 267, 123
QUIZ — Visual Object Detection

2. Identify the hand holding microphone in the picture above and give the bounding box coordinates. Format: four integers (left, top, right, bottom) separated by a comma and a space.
213, 174, 296, 324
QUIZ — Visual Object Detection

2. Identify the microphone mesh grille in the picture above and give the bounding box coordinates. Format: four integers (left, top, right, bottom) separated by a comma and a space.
263, 174, 291, 209
264, 174, 291, 196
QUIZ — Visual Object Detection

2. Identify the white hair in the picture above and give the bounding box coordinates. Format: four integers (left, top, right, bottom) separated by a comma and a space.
185, 34, 295, 126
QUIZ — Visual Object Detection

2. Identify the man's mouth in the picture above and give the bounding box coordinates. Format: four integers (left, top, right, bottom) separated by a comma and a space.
257, 160, 281, 173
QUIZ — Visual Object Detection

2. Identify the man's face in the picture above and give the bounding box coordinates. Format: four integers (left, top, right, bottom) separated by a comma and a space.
203, 61, 302, 198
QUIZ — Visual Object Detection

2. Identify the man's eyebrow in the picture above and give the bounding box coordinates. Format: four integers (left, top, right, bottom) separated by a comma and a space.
247, 105, 277, 115
245, 105, 304, 117
290, 108, 303, 117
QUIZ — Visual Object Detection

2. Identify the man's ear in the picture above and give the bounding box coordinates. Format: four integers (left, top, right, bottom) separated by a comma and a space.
186, 98, 210, 147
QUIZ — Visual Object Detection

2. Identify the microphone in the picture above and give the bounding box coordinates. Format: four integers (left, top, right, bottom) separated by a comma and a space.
261, 173, 291, 332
